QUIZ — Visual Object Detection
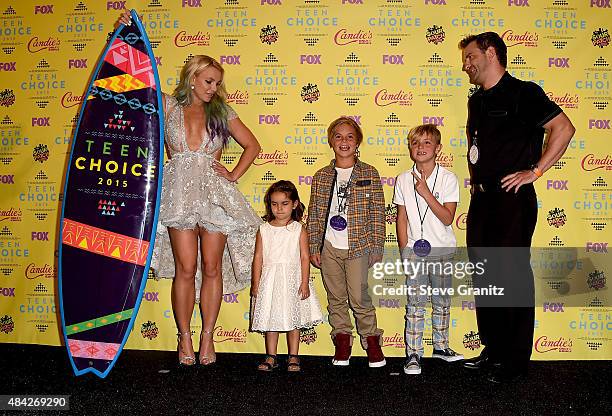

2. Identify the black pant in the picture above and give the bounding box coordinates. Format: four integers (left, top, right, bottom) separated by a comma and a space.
466, 184, 537, 372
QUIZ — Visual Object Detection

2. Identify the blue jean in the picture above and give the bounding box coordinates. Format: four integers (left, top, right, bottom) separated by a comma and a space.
401, 247, 453, 357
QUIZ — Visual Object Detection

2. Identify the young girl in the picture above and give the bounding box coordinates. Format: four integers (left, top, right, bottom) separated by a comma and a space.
250, 180, 323, 372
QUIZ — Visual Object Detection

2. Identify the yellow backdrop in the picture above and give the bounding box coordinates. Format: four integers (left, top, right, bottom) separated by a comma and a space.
0, 0, 610, 360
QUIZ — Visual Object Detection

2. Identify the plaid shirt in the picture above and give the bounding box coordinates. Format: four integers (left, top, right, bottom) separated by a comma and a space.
307, 159, 385, 259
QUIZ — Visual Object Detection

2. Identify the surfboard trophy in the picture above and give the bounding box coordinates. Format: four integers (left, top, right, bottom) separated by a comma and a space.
58, 9, 164, 378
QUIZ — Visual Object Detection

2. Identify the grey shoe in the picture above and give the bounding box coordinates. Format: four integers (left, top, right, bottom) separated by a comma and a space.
432, 347, 464, 362
403, 353, 421, 375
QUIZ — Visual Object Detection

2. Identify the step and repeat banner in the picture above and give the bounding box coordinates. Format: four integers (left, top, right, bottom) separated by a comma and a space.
0, 0, 610, 360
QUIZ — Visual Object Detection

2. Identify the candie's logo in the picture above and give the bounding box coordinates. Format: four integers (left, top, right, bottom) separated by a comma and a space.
455, 212, 467, 231
374, 89, 413, 106
334, 29, 372, 45
253, 150, 288, 166
61, 92, 84, 108
501, 30, 538, 47
435, 151, 454, 168
382, 332, 404, 348
546, 92, 578, 109
25, 263, 56, 279
27, 37, 60, 53
0, 207, 22, 222
214, 325, 247, 343
174, 31, 210, 47
581, 154, 612, 171
226, 90, 249, 105
534, 336, 572, 353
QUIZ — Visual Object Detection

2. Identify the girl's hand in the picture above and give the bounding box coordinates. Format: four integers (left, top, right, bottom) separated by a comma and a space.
411, 170, 432, 199
250, 284, 259, 298
298, 282, 310, 300
117, 9, 131, 27
212, 160, 236, 182
309, 253, 321, 269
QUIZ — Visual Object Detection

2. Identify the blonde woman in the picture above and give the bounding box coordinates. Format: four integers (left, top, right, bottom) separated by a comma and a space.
120, 8, 261, 368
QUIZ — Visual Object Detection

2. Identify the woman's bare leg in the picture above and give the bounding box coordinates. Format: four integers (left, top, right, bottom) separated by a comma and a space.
168, 227, 199, 362
198, 227, 226, 364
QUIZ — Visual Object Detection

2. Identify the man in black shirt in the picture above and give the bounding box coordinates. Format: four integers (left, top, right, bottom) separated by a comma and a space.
458, 32, 575, 384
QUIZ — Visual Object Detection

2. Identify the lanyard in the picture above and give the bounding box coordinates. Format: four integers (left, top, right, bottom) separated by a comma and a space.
413, 164, 439, 239
335, 167, 354, 215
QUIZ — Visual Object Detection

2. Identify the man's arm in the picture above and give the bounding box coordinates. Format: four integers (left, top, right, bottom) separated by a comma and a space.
501, 112, 575, 193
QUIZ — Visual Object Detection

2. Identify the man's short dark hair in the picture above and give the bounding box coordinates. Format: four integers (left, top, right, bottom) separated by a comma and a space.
459, 32, 507, 68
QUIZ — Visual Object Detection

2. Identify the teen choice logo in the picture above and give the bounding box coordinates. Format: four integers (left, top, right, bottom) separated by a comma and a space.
141, 321, 159, 339
426, 25, 445, 44
547, 207, 567, 228
299, 327, 318, 345
33, 144, 49, 163
463, 331, 481, 350
591, 28, 610, 48
0, 315, 15, 334
260, 25, 279, 44
301, 83, 320, 103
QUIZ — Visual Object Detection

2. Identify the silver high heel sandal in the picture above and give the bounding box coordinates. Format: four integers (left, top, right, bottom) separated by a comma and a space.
199, 329, 216, 365
177, 331, 196, 366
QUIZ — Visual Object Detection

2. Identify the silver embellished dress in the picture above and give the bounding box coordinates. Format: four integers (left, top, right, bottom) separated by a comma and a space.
151, 95, 262, 297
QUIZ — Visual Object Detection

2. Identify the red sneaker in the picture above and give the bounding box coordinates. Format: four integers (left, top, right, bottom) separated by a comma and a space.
332, 333, 352, 366
366, 335, 386, 368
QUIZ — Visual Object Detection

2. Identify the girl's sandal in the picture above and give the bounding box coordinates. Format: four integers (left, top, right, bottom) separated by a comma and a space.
287, 354, 301, 372
257, 354, 278, 372
177, 331, 196, 366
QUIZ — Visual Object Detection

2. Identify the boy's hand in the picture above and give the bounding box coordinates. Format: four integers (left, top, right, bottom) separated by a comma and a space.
298, 282, 310, 300
411, 170, 432, 198
368, 253, 383, 268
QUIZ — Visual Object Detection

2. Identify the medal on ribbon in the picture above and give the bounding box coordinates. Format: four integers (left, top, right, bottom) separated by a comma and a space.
330, 215, 347, 231
469, 130, 479, 165
413, 238, 432, 257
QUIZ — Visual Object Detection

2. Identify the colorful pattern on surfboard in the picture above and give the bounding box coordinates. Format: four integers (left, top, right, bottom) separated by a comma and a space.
58, 10, 164, 379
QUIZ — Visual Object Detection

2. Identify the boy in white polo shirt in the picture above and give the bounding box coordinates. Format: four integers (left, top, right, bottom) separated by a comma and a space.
393, 124, 463, 375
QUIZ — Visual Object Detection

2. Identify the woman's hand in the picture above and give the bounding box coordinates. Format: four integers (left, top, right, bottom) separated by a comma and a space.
212, 160, 236, 182
250, 284, 259, 298
298, 282, 310, 300
116, 9, 131, 28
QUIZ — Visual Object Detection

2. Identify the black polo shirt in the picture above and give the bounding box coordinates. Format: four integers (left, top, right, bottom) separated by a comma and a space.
467, 72, 562, 185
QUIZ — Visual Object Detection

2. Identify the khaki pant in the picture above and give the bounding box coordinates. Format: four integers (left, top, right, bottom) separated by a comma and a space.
320, 241, 383, 349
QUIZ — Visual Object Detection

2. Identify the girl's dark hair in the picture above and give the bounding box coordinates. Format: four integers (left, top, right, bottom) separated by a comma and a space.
263, 180, 305, 223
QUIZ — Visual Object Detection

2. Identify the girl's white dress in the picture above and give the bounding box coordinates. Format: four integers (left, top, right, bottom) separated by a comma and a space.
250, 221, 323, 332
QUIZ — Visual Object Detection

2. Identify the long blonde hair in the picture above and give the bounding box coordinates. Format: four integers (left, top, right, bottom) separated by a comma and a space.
173, 55, 232, 145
